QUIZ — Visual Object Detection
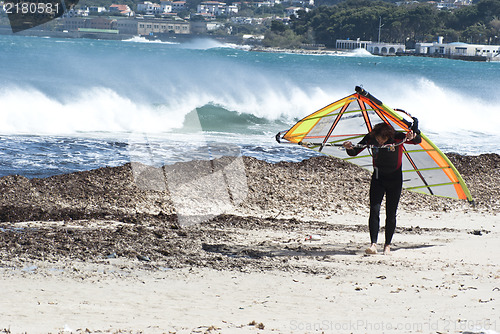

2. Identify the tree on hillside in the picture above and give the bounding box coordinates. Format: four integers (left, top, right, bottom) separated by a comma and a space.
490, 17, 500, 43
450, 4, 480, 30
476, 0, 500, 23
263, 20, 304, 48
463, 22, 490, 43
404, 4, 440, 42
290, 0, 500, 47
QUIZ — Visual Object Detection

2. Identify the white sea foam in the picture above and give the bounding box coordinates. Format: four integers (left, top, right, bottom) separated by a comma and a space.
0, 86, 186, 135
0, 54, 337, 135
178, 38, 229, 50
123, 36, 178, 44
339, 48, 377, 57
225, 43, 252, 51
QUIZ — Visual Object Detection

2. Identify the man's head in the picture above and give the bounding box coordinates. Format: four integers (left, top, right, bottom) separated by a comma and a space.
371, 123, 395, 145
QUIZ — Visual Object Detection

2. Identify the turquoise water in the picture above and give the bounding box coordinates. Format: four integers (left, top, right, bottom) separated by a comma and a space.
0, 35, 499, 178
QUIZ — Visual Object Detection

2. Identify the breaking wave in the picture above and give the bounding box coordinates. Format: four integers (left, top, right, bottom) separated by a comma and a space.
1, 35, 499, 154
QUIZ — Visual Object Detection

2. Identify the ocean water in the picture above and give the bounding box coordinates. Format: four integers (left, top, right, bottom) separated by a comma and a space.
0, 35, 499, 178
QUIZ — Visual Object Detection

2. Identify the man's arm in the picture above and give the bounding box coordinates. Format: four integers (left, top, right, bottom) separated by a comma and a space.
344, 134, 369, 156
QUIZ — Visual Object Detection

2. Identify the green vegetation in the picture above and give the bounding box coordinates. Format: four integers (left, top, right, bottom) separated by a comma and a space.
289, 0, 500, 47
262, 20, 305, 48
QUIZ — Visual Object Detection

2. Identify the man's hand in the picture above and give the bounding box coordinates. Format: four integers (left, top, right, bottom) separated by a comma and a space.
343, 141, 353, 149
405, 130, 416, 141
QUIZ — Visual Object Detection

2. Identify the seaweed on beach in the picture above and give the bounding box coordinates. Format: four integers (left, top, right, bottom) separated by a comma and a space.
0, 154, 497, 273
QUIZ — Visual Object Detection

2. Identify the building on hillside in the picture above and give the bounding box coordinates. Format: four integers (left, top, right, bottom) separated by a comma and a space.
171, 1, 186, 12
137, 2, 159, 14
253, 0, 282, 6
254, 1, 271, 7
206, 21, 224, 31
136, 1, 172, 14
230, 16, 264, 25
285, 7, 303, 16
197, 1, 234, 16
434, 0, 473, 9
63, 8, 89, 17
395, 1, 419, 5
160, 1, 173, 13
226, 4, 238, 14
109, 4, 134, 16
290, 0, 314, 6
88, 6, 107, 13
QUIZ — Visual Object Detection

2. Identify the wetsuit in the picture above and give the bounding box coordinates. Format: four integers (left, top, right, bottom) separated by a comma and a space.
346, 132, 421, 245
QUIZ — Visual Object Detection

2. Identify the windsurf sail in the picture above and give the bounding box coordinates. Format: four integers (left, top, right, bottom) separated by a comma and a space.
277, 86, 472, 202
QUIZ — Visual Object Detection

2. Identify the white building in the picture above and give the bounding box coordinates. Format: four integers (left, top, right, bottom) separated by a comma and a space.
197, 1, 237, 15
198, 1, 225, 15
207, 22, 224, 31
63, 7, 89, 17
416, 37, 500, 60
88, 6, 107, 13
254, 0, 281, 6
291, 0, 314, 6
254, 1, 273, 7
136, 1, 170, 14
336, 38, 370, 50
286, 7, 305, 16
367, 42, 405, 55
137, 2, 156, 14
227, 4, 238, 14
435, 0, 473, 9
231, 17, 264, 25
336, 39, 405, 55
160, 1, 173, 13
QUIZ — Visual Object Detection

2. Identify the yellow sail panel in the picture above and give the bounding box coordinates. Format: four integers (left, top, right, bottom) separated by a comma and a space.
283, 95, 356, 144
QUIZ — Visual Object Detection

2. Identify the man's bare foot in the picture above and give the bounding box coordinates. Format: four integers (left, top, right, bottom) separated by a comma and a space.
365, 243, 377, 254
383, 244, 391, 255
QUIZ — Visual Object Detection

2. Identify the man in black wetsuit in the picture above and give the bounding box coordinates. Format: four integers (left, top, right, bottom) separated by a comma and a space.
343, 123, 421, 255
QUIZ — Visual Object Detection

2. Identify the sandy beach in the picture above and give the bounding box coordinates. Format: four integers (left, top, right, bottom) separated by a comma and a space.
0, 154, 499, 333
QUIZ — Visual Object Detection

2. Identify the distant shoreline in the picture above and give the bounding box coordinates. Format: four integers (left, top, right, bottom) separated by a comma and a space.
0, 27, 356, 56
2, 27, 498, 61
0, 27, 365, 57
